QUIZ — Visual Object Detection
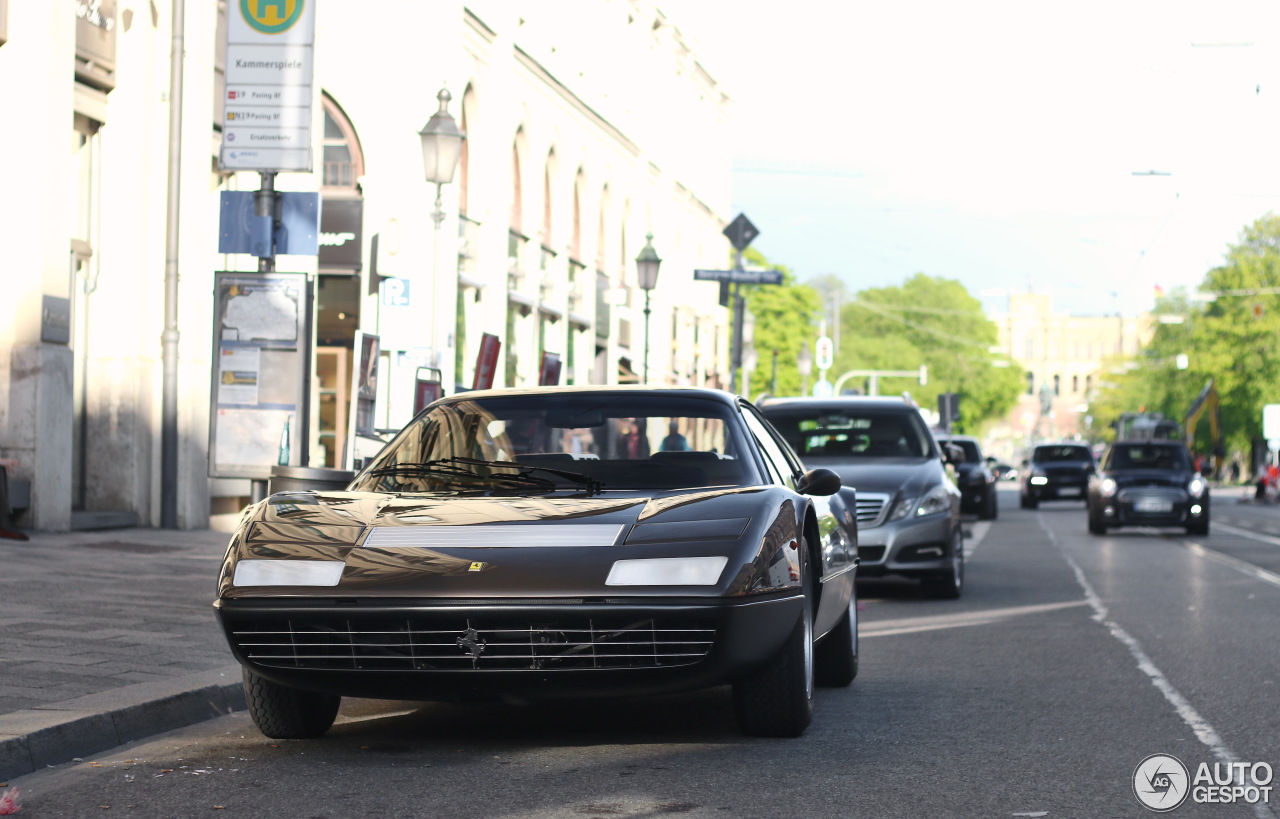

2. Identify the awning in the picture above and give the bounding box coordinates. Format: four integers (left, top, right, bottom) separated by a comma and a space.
617, 358, 640, 384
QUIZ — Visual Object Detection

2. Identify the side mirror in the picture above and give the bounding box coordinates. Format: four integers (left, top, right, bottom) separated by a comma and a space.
797, 468, 841, 497
944, 444, 966, 465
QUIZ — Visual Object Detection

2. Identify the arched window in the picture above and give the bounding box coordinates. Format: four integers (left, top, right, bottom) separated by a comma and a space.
320, 94, 363, 191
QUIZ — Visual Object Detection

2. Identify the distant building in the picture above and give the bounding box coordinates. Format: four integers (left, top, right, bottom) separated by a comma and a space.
985, 292, 1154, 459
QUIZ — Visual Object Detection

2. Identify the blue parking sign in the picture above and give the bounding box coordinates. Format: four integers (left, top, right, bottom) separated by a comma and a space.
382, 277, 410, 306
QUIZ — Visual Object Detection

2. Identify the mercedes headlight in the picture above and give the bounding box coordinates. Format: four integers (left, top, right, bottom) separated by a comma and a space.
888, 484, 951, 521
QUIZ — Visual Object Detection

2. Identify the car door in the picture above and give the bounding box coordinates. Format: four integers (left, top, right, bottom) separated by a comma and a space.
740, 402, 857, 583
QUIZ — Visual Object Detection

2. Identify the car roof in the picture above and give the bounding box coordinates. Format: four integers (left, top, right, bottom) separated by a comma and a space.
1110, 439, 1185, 447
433, 384, 742, 406
759, 395, 920, 412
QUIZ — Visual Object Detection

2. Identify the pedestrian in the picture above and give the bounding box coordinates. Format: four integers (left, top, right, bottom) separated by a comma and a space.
660, 420, 691, 452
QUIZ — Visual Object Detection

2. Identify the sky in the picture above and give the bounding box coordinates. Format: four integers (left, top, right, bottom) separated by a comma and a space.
676, 0, 1280, 316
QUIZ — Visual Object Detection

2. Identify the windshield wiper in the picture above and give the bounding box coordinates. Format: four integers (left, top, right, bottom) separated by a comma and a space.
367, 457, 601, 494
440, 456, 603, 494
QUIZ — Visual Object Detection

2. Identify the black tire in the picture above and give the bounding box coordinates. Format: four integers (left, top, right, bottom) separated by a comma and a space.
922, 530, 964, 599
978, 488, 997, 521
1019, 492, 1032, 509
815, 597, 858, 687
1024, 494, 1039, 510
243, 668, 340, 739
1088, 512, 1107, 535
1187, 517, 1209, 537
733, 550, 814, 737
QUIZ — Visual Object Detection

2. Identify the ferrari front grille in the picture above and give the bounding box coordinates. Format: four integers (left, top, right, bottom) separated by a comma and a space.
231, 614, 716, 672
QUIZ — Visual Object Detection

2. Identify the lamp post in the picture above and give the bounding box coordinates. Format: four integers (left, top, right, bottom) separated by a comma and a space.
635, 233, 662, 383
418, 87, 466, 379
798, 341, 813, 397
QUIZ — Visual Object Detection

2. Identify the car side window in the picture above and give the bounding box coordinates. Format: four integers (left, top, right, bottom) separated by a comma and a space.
740, 406, 795, 488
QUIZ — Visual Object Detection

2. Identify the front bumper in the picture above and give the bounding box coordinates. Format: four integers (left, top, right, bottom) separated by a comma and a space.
853, 512, 956, 578
215, 593, 802, 702
1027, 478, 1088, 501
1098, 489, 1208, 527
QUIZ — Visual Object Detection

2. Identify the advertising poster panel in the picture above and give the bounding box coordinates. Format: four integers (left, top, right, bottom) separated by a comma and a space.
209, 271, 312, 479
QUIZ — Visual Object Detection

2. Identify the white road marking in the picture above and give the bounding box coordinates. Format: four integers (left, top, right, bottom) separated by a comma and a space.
1178, 539, 1280, 590
861, 600, 1089, 638
964, 520, 992, 558
1041, 516, 1276, 819
1214, 520, 1280, 549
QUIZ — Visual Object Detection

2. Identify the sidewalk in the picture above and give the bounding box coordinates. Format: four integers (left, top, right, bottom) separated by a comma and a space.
0, 527, 246, 782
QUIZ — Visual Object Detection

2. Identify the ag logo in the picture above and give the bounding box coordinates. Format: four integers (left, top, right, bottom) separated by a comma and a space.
240, 0, 304, 34
1134, 754, 1190, 812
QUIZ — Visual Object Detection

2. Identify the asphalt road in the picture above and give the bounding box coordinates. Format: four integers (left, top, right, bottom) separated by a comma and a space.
8, 485, 1279, 818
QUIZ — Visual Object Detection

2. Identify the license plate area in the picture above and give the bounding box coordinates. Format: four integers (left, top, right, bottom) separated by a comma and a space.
1134, 499, 1172, 513
1057, 487, 1081, 497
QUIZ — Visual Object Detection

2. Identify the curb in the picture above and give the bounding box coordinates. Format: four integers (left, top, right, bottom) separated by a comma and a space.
0, 664, 246, 782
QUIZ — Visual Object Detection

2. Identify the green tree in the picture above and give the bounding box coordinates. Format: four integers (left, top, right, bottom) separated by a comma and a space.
738, 248, 823, 399
833, 274, 1023, 432
1095, 214, 1280, 463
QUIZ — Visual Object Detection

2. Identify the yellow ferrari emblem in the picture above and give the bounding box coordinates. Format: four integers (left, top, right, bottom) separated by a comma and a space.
468, 562, 486, 572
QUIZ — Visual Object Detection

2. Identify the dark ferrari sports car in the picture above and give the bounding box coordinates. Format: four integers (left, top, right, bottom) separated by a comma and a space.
215, 387, 859, 739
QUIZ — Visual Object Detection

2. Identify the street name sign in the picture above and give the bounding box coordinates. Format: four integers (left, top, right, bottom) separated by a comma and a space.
219, 0, 317, 173
694, 268, 783, 285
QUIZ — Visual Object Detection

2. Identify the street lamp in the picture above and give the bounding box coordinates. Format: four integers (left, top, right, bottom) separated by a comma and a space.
797, 341, 813, 396
418, 87, 466, 374
635, 233, 662, 383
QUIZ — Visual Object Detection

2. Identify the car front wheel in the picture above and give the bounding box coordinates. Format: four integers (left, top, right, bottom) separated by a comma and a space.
922, 530, 964, 599
243, 668, 341, 739
1187, 517, 1209, 536
733, 547, 814, 737
979, 488, 998, 520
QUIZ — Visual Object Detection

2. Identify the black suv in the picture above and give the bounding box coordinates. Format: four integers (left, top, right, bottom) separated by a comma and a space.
936, 434, 997, 520
1020, 442, 1095, 508
762, 396, 965, 598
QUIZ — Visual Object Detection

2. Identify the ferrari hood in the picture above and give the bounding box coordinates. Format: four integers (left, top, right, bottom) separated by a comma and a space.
256, 486, 768, 531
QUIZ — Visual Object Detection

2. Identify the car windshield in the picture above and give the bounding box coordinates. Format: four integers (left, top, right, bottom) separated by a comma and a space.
1105, 444, 1190, 471
764, 408, 933, 459
1033, 446, 1092, 463
349, 392, 757, 493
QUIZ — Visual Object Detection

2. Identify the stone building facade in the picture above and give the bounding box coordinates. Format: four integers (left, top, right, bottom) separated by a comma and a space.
985, 292, 1155, 460
0, 0, 736, 531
